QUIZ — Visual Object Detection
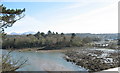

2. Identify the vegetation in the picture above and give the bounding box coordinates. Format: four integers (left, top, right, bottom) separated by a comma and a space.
2, 31, 103, 50
0, 4, 25, 33
0, 4, 119, 72
0, 4, 26, 72
2, 51, 27, 72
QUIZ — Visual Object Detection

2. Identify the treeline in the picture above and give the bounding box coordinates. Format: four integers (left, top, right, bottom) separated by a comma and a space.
2, 30, 101, 49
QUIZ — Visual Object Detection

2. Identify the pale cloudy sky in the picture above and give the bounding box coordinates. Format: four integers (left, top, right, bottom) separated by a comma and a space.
1, 0, 119, 34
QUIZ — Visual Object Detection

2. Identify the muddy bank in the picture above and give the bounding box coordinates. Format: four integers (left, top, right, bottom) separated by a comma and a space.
8, 47, 87, 52
7, 47, 68, 53
64, 48, 120, 72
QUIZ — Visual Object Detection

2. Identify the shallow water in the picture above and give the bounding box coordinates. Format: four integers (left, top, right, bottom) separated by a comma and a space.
2, 50, 87, 71
2, 48, 118, 71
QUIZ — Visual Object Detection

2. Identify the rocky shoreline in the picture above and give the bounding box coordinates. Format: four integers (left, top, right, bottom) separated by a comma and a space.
64, 48, 120, 72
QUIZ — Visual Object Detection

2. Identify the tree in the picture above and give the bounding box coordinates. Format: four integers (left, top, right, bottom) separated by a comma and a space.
41, 32, 45, 37
70, 33, 76, 42
82, 36, 92, 44
71, 33, 76, 39
47, 30, 52, 36
56, 32, 58, 35
52, 32, 55, 35
61, 33, 64, 37
34, 31, 41, 39
70, 33, 76, 46
0, 5, 26, 72
92, 37, 101, 42
0, 4, 25, 33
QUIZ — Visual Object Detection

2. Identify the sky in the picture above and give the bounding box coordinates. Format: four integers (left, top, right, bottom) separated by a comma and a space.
1, 0, 120, 34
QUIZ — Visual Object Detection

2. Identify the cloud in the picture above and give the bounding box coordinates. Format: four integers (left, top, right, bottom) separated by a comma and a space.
50, 2, 118, 33
2, 0, 120, 2
5, 15, 50, 33
5, 1, 119, 33
63, 0, 120, 9
0, 0, 94, 2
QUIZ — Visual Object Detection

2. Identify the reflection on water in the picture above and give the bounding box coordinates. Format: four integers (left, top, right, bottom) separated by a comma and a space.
2, 50, 87, 71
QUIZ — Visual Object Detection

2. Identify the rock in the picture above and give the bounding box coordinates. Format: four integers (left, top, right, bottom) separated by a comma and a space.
64, 49, 120, 72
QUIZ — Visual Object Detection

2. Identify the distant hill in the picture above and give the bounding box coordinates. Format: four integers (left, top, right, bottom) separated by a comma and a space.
10, 32, 21, 35
66, 33, 118, 40
22, 31, 36, 35
10, 31, 36, 35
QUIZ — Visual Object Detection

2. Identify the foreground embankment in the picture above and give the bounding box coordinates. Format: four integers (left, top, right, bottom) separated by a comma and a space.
64, 48, 120, 72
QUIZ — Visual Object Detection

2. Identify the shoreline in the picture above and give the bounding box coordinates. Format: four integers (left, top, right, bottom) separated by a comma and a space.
6, 47, 68, 53
64, 48, 120, 72
95, 67, 119, 73
2, 47, 119, 53
2, 47, 119, 72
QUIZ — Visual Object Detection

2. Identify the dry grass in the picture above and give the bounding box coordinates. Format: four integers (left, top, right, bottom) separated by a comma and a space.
2, 51, 27, 72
